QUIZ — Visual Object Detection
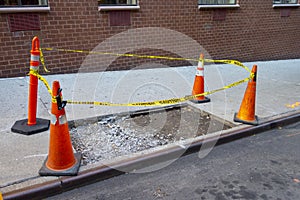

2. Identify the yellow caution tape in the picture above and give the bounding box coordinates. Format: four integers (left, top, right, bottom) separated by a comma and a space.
41, 47, 251, 73
30, 68, 252, 106
29, 69, 52, 96
204, 59, 252, 73
286, 102, 300, 109
66, 76, 251, 107
39, 48, 50, 73
33, 47, 254, 107
29, 69, 56, 103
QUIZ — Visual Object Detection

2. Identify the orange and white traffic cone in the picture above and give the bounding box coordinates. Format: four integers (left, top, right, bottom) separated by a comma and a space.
11, 36, 50, 135
234, 65, 259, 125
39, 81, 81, 176
190, 53, 210, 103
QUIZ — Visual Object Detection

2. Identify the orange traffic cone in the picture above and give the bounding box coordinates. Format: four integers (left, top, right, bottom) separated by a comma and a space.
190, 53, 210, 103
39, 81, 81, 176
234, 65, 259, 125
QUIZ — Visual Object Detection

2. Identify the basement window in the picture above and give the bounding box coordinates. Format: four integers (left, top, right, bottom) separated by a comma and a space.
0, 0, 50, 13
273, 0, 300, 7
98, 0, 140, 11
198, 0, 240, 8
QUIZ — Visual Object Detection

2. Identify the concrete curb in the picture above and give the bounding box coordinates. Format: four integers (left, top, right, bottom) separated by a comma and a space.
3, 110, 300, 200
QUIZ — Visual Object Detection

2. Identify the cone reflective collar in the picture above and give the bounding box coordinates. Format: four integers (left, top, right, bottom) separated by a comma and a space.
234, 65, 259, 125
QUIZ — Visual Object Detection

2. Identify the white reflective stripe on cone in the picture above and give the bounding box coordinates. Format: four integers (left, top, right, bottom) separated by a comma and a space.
51, 114, 67, 125
197, 59, 204, 68
59, 114, 67, 125
51, 114, 57, 125
31, 54, 40, 61
196, 68, 204, 76
30, 66, 39, 71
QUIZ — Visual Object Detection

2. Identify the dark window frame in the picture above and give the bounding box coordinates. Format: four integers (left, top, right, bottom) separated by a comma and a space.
198, 0, 237, 5
98, 0, 138, 6
0, 0, 48, 7
273, 0, 298, 4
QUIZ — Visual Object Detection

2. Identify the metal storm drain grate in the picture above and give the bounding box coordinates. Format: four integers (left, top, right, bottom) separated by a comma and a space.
70, 104, 234, 165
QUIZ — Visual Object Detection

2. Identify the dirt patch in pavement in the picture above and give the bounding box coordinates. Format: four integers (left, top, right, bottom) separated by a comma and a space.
70, 105, 233, 165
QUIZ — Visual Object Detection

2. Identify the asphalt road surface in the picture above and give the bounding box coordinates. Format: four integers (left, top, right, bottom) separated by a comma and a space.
47, 122, 300, 200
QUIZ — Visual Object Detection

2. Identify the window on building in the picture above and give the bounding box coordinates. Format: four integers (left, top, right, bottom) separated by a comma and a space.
198, 0, 236, 5
99, 0, 137, 6
273, 0, 298, 4
0, 0, 48, 7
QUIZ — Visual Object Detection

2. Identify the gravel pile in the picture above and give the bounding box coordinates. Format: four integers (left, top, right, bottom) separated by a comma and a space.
71, 106, 230, 166
71, 115, 176, 165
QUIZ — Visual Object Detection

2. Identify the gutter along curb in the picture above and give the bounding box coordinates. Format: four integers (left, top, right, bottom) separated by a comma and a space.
3, 110, 300, 200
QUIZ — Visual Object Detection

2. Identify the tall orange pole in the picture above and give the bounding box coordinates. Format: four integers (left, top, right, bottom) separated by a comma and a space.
11, 36, 50, 135
27, 36, 40, 126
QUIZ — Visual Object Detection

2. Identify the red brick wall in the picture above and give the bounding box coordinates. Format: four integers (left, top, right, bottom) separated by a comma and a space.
0, 0, 299, 77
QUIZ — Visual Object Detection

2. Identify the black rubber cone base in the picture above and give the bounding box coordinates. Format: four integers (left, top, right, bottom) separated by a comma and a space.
39, 153, 82, 176
11, 118, 50, 135
234, 113, 259, 126
190, 97, 211, 104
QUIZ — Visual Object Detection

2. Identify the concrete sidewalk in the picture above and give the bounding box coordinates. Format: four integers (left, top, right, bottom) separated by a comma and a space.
0, 59, 300, 196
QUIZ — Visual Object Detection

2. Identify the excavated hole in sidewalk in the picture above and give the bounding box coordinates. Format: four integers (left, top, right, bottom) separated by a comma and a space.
70, 105, 234, 166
